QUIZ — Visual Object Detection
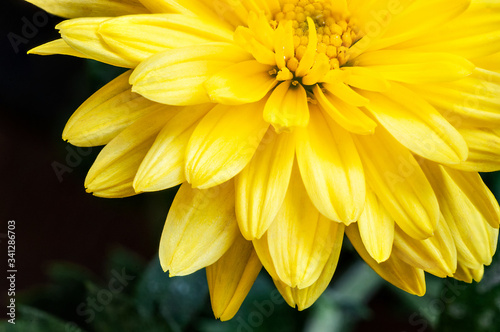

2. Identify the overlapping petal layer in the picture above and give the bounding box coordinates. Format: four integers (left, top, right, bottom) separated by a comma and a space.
29, 0, 500, 321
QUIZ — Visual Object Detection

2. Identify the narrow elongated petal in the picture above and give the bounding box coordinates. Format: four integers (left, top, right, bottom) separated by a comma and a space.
264, 164, 345, 289
159, 181, 239, 276
130, 43, 252, 105
454, 264, 484, 283
346, 224, 426, 296
185, 100, 269, 189
134, 104, 214, 192
26, 0, 148, 18
235, 128, 295, 240
296, 106, 365, 224
204, 60, 278, 105
206, 234, 262, 321
368, 0, 470, 51
234, 26, 276, 66
57, 18, 136, 67
454, 128, 500, 172
443, 167, 500, 228
85, 107, 176, 197
393, 218, 457, 278
313, 85, 377, 135
28, 39, 90, 59
421, 161, 496, 267
323, 82, 369, 107
98, 14, 233, 64
353, 50, 474, 84
274, 229, 344, 310
396, 2, 500, 59
358, 188, 394, 263
263, 81, 309, 133
341, 66, 391, 92
363, 83, 468, 165
411, 68, 500, 127
63, 70, 157, 147
354, 128, 439, 240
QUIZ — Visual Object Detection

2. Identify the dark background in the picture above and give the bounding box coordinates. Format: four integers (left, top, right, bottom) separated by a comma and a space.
2, 1, 500, 332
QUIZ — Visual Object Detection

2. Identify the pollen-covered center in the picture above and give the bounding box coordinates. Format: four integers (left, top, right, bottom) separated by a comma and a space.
274, 0, 360, 71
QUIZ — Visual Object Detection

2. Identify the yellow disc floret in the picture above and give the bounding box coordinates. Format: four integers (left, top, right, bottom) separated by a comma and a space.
273, 0, 361, 72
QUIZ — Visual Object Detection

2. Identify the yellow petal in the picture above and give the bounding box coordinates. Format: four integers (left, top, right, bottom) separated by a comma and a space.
98, 14, 233, 64
159, 181, 239, 276
263, 80, 309, 133
454, 128, 500, 172
234, 26, 276, 66
204, 60, 278, 105
313, 85, 377, 135
396, 1, 500, 59
296, 105, 365, 224
341, 66, 391, 92
454, 264, 484, 283
346, 223, 426, 296
442, 166, 500, 228
411, 68, 500, 128
235, 128, 295, 240
85, 106, 177, 197
354, 128, 439, 240
56, 17, 136, 67
393, 217, 457, 278
273, 229, 344, 311
251, 230, 279, 280
353, 50, 474, 84
134, 104, 214, 192
322, 82, 369, 107
206, 233, 262, 321
357, 188, 394, 263
185, 100, 269, 189
63, 70, 158, 147
26, 0, 148, 18
421, 161, 497, 267
264, 163, 345, 289
295, 17, 318, 77
130, 43, 252, 105
474, 51, 500, 72
28, 39, 90, 59
363, 83, 468, 165
368, 0, 470, 51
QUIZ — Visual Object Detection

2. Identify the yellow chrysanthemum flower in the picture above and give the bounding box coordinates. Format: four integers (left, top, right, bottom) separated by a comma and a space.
29, 0, 500, 320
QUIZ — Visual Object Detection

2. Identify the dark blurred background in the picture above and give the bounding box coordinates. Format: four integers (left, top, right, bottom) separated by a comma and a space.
2, 1, 500, 332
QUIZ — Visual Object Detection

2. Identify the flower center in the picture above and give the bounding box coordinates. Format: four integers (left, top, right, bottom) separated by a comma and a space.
274, 0, 360, 72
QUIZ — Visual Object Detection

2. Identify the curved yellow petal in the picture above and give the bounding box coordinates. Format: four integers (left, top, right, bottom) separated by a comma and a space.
85, 106, 177, 197
421, 161, 497, 267
393, 217, 457, 278
185, 100, 269, 189
454, 128, 500, 172
207, 233, 262, 321
134, 104, 214, 192
265, 164, 345, 289
363, 83, 468, 165
354, 128, 439, 240
130, 43, 252, 105
263, 80, 309, 133
353, 50, 474, 84
57, 17, 136, 67
28, 39, 90, 59
204, 60, 278, 105
63, 70, 157, 147
98, 14, 233, 64
273, 228, 344, 311
357, 188, 394, 263
296, 106, 365, 224
26, 0, 148, 18
159, 181, 239, 276
235, 128, 295, 240
346, 223, 426, 296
